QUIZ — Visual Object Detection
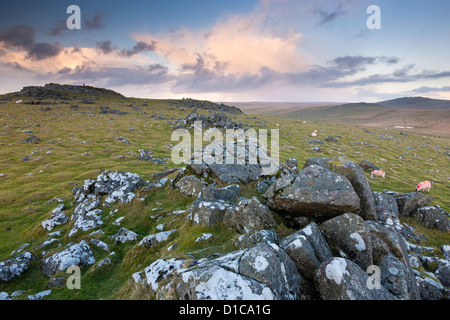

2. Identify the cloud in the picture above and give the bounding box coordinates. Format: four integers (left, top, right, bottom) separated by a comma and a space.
95, 40, 116, 54
0, 25, 35, 48
410, 86, 450, 93
49, 20, 67, 36
84, 11, 105, 30
312, 5, 347, 26
120, 41, 157, 57
0, 25, 62, 60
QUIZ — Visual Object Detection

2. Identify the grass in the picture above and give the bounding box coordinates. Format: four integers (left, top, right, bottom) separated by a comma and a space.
0, 93, 448, 299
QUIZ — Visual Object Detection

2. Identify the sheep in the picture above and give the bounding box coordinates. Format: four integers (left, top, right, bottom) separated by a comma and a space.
15, 100, 23, 104
416, 180, 432, 193
370, 170, 385, 179
310, 130, 318, 137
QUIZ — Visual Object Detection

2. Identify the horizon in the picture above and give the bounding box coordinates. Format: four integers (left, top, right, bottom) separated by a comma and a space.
1, 1, 450, 102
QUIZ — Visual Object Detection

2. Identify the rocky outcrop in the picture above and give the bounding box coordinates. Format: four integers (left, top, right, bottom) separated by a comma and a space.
411, 206, 450, 231
176, 242, 302, 300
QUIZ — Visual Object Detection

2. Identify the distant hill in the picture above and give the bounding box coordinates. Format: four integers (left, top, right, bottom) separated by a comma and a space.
377, 97, 450, 109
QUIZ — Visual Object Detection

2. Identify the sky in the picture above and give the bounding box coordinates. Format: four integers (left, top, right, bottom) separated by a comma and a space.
1, 0, 450, 102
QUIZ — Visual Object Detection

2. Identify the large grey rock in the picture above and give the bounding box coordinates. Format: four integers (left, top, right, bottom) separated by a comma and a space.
315, 257, 396, 300
41, 241, 95, 277
416, 275, 446, 300
174, 175, 206, 197
239, 243, 302, 300
200, 184, 241, 202
42, 213, 69, 231
436, 259, 450, 287
297, 222, 333, 263
264, 165, 360, 218
389, 191, 434, 217
412, 206, 450, 231
372, 192, 399, 223
0, 252, 35, 282
280, 231, 321, 280
191, 199, 235, 226
304, 157, 376, 220
235, 229, 278, 249
177, 265, 275, 300
176, 242, 302, 300
223, 197, 276, 234
366, 221, 421, 299
320, 213, 373, 270
379, 253, 411, 300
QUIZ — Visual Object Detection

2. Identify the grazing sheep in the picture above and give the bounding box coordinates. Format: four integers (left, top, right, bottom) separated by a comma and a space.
15, 100, 23, 104
311, 130, 318, 137
370, 170, 385, 179
416, 180, 432, 192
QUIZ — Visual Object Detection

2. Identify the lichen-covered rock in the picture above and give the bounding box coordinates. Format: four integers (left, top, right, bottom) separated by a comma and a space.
235, 229, 278, 249
388, 191, 434, 217
110, 227, 139, 244
176, 242, 302, 300
174, 175, 206, 197
191, 199, 235, 226
42, 213, 69, 231
373, 191, 399, 223
280, 231, 321, 280
320, 213, 373, 270
315, 257, 396, 300
379, 253, 411, 300
94, 170, 144, 204
200, 184, 241, 202
144, 258, 185, 291
264, 165, 360, 218
223, 197, 276, 234
41, 241, 95, 277
436, 259, 450, 288
69, 209, 103, 237
239, 243, 302, 300
139, 230, 176, 248
0, 252, 35, 282
412, 206, 450, 231
297, 222, 333, 264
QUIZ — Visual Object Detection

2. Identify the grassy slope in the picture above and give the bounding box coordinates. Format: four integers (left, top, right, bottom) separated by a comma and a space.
0, 94, 448, 299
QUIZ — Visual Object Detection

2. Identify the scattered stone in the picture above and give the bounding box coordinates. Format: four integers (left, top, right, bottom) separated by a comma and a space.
28, 289, 51, 300
20, 135, 40, 144
0, 252, 35, 282
41, 241, 95, 277
139, 230, 176, 248
110, 228, 139, 244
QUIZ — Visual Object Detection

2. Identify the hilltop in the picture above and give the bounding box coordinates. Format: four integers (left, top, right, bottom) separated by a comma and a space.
0, 84, 448, 301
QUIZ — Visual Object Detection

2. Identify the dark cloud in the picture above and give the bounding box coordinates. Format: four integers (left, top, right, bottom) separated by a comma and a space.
84, 11, 105, 30
0, 25, 35, 48
44, 62, 172, 88
411, 86, 450, 93
49, 19, 67, 36
120, 41, 157, 57
0, 24, 62, 60
27, 42, 63, 60
95, 40, 116, 54
312, 6, 346, 26
331, 56, 377, 70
